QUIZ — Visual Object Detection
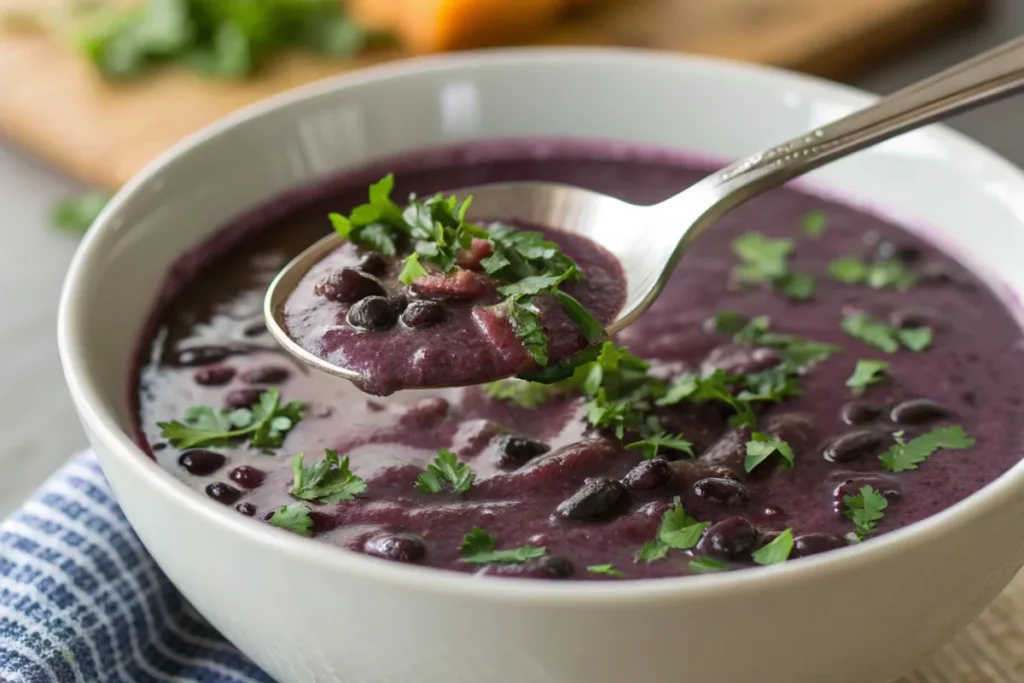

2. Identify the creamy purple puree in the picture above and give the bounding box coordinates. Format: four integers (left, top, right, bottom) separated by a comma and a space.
134, 141, 1024, 580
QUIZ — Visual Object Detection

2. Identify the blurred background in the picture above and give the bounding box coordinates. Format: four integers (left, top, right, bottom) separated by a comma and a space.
0, 0, 1021, 519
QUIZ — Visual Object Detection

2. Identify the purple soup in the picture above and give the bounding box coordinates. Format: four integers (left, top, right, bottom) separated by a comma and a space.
133, 141, 1024, 581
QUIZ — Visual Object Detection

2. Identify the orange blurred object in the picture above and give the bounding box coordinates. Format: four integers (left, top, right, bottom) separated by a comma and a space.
347, 0, 568, 53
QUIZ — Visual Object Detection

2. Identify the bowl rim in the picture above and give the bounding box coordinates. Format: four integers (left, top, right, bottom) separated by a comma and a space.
58, 46, 1024, 605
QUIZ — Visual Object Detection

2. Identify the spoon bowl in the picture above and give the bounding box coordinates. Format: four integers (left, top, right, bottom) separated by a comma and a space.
267, 35, 1024, 388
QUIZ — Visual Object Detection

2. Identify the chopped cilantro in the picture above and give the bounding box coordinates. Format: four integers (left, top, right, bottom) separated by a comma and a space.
506, 297, 548, 366
752, 529, 793, 565
744, 432, 795, 472
587, 564, 626, 578
268, 503, 314, 537
731, 232, 815, 300
689, 556, 727, 573
482, 379, 559, 409
708, 310, 747, 335
158, 388, 302, 450
636, 497, 708, 562
658, 370, 756, 429
779, 272, 816, 301
459, 527, 546, 564
553, 291, 606, 344
290, 449, 366, 504
841, 312, 932, 353
53, 191, 113, 235
802, 211, 827, 238
842, 485, 887, 541
626, 432, 694, 460
879, 425, 974, 473
415, 449, 475, 494
830, 257, 915, 290
397, 252, 428, 285
846, 359, 889, 393
732, 315, 841, 370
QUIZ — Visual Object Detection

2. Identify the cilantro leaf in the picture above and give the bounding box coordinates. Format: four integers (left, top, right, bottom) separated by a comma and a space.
658, 370, 756, 429
830, 257, 915, 290
506, 297, 548, 366
497, 273, 568, 298
587, 564, 626, 578
268, 503, 314, 537
635, 542, 669, 563
843, 485, 888, 541
482, 379, 559, 409
554, 290, 606, 343
626, 433, 694, 460
841, 312, 931, 353
879, 425, 974, 473
779, 272, 815, 301
689, 556, 728, 573
459, 527, 546, 564
744, 432, 795, 472
708, 310, 747, 335
398, 253, 428, 285
752, 529, 793, 565
637, 497, 708, 562
846, 359, 889, 393
801, 211, 827, 238
53, 191, 113, 235
731, 232, 813, 300
290, 449, 366, 504
415, 449, 474, 494
829, 257, 869, 284
158, 388, 302, 450
732, 315, 841, 370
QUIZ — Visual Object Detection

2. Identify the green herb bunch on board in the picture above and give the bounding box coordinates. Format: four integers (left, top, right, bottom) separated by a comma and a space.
71, 0, 373, 80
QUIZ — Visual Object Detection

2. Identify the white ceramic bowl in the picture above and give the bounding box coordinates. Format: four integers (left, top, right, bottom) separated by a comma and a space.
59, 49, 1024, 683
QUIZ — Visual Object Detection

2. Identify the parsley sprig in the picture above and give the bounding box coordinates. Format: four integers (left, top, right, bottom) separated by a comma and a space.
158, 388, 302, 450
841, 312, 932, 353
290, 449, 366, 504
636, 497, 708, 562
879, 426, 974, 473
843, 485, 888, 541
459, 528, 546, 564
415, 449, 475, 495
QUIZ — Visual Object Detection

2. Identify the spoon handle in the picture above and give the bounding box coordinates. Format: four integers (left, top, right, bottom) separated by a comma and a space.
705, 34, 1024, 204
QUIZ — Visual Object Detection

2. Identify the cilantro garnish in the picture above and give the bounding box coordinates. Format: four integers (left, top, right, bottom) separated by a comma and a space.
731, 232, 815, 301
708, 310, 747, 335
689, 556, 728, 573
53, 191, 113, 235
658, 370, 757, 429
482, 379, 560, 409
802, 212, 827, 239
752, 529, 794, 565
879, 425, 974, 473
415, 449, 475, 494
158, 388, 302, 450
635, 497, 708, 562
830, 257, 916, 290
397, 252, 428, 285
846, 359, 889, 393
733, 315, 841, 369
587, 564, 626, 578
290, 449, 366, 504
842, 485, 888, 541
459, 528, 546, 564
626, 433, 694, 460
841, 312, 932, 353
76, 0, 367, 81
744, 433, 795, 473
268, 503, 314, 537
506, 297, 549, 366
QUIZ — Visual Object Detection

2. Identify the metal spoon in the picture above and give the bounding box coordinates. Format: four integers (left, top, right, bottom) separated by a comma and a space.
266, 36, 1024, 386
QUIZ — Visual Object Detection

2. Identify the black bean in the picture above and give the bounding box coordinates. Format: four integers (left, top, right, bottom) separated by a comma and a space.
482, 556, 574, 579
240, 365, 290, 385
401, 300, 446, 329
698, 516, 761, 560
840, 401, 881, 426
178, 450, 226, 476
357, 252, 388, 277
531, 556, 574, 578
225, 388, 264, 409
917, 261, 958, 284
205, 482, 241, 505
555, 477, 627, 520
791, 533, 849, 559
347, 296, 397, 330
363, 533, 427, 564
693, 477, 751, 507
229, 466, 266, 489
889, 307, 943, 330
236, 502, 256, 516
193, 365, 236, 386
621, 458, 673, 491
173, 346, 231, 367
698, 427, 749, 473
890, 399, 953, 425
822, 430, 886, 464
315, 267, 385, 303
494, 435, 550, 470
875, 241, 923, 264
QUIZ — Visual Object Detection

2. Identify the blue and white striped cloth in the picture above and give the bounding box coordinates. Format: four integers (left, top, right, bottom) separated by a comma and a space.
0, 452, 274, 683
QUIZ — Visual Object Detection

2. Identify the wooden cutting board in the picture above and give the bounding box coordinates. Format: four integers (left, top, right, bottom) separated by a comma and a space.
0, 0, 984, 189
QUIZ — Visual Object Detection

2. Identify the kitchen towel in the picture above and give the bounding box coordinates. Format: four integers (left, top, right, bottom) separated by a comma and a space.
0, 451, 272, 683
3, 450, 1024, 683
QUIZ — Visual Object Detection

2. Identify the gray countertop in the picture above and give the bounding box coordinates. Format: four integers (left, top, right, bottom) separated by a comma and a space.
1, 5, 1022, 520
